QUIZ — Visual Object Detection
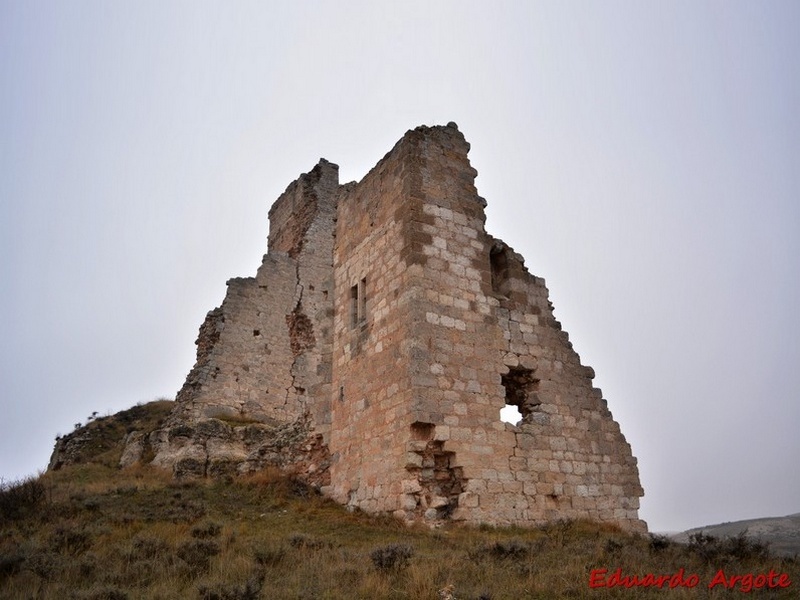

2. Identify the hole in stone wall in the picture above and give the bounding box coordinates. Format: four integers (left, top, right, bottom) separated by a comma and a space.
405, 435, 466, 522
500, 366, 540, 425
411, 422, 434, 441
490, 244, 510, 297
500, 404, 522, 425
253, 329, 261, 337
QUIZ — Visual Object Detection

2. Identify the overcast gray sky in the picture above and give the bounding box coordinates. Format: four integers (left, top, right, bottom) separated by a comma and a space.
2, 1, 798, 533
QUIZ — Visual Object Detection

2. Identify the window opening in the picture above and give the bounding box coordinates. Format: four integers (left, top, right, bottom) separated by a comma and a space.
500, 366, 540, 425
359, 278, 367, 325
350, 284, 359, 329
490, 245, 510, 297
350, 278, 367, 329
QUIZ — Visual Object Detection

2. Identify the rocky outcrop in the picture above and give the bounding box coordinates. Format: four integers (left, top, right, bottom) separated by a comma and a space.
49, 401, 331, 490
148, 414, 330, 486
49, 400, 173, 471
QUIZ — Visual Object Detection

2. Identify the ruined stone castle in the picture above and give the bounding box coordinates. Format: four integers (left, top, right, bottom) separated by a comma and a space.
141, 123, 645, 531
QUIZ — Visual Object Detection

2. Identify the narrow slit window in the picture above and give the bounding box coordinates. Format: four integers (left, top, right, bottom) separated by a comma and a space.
350, 284, 359, 329
359, 278, 367, 325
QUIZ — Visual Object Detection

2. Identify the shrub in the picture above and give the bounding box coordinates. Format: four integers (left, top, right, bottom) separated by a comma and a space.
370, 543, 414, 571
79, 552, 99, 577
129, 535, 171, 560
177, 539, 220, 574
25, 551, 65, 579
77, 587, 130, 600
50, 525, 92, 555
288, 533, 328, 550
723, 531, 771, 561
167, 499, 207, 523
197, 572, 264, 600
649, 534, 672, 553
191, 521, 222, 539
286, 478, 317, 499
468, 539, 531, 562
0, 549, 25, 578
687, 531, 770, 563
0, 475, 46, 522
253, 544, 286, 567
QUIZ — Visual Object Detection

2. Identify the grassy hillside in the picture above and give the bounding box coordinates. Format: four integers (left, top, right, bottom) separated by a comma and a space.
1, 465, 796, 599
1, 402, 797, 598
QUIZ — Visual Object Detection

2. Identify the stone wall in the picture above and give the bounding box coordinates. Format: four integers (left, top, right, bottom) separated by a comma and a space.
329, 131, 424, 514
381, 125, 645, 530
144, 122, 646, 532
151, 160, 337, 476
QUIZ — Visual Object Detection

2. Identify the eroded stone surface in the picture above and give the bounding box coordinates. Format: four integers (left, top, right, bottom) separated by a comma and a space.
139, 123, 646, 531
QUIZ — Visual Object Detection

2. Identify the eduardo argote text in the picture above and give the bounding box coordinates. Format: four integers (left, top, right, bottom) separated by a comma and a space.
589, 567, 792, 592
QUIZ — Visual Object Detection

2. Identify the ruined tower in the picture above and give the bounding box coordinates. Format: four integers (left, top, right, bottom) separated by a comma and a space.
147, 123, 646, 532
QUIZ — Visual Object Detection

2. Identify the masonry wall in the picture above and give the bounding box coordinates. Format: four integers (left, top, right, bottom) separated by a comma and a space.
166, 265, 298, 425
152, 161, 338, 475
395, 125, 510, 523
267, 159, 338, 437
166, 161, 337, 428
384, 124, 645, 531
329, 134, 423, 514
493, 260, 644, 528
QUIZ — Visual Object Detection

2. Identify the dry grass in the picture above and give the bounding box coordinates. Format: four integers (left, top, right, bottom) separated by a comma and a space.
1, 465, 797, 599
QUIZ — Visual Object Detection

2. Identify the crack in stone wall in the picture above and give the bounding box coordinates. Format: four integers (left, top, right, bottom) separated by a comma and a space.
149, 157, 337, 479
284, 263, 313, 409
